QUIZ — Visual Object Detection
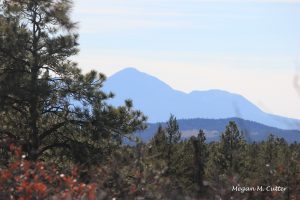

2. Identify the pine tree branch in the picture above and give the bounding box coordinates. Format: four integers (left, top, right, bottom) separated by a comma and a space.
0, 47, 31, 67
0, 128, 17, 140
38, 142, 71, 157
39, 121, 68, 141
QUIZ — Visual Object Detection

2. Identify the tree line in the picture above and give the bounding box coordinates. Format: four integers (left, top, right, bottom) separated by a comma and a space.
144, 117, 300, 199
0, 0, 299, 199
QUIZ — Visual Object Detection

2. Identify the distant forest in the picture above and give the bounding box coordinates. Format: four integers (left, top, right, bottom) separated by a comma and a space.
137, 117, 300, 143
0, 0, 299, 199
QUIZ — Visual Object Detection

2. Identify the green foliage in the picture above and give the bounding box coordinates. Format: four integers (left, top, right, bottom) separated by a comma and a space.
165, 114, 181, 173
219, 121, 246, 174
149, 124, 167, 159
191, 130, 207, 191
1, 1, 300, 199
166, 114, 181, 145
0, 0, 146, 163
147, 120, 300, 199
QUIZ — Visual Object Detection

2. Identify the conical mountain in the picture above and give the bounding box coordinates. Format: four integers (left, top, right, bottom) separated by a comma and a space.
103, 67, 300, 130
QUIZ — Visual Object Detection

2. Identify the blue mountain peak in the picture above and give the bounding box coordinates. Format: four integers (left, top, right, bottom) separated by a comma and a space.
103, 67, 300, 130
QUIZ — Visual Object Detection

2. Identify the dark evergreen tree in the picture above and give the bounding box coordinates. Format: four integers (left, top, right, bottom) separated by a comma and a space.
149, 124, 167, 159
0, 0, 146, 163
165, 114, 181, 172
176, 129, 208, 196
191, 129, 207, 192
218, 121, 246, 174
243, 142, 260, 182
257, 135, 282, 186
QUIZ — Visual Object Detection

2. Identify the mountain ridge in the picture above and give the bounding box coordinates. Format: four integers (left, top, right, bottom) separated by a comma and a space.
103, 67, 300, 130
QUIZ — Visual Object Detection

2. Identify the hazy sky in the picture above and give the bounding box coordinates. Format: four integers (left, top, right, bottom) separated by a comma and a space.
72, 0, 300, 119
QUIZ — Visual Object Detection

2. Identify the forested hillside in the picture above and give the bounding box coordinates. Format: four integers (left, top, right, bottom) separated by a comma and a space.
0, 0, 299, 199
136, 117, 300, 143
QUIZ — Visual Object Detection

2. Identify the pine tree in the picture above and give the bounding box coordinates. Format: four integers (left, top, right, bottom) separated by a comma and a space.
177, 129, 208, 196
0, 0, 146, 162
165, 114, 181, 172
219, 121, 246, 175
149, 124, 167, 158
191, 129, 207, 192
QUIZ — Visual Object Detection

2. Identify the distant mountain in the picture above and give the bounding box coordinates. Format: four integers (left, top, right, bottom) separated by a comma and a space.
103, 67, 300, 130
135, 118, 300, 143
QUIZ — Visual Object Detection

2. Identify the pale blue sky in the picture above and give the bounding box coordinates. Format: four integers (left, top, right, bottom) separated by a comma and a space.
72, 0, 300, 119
